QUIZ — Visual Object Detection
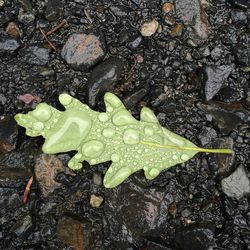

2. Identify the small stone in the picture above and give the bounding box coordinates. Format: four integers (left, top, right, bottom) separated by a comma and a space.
93, 172, 103, 186
45, 0, 63, 21
221, 165, 250, 200
57, 216, 92, 250
0, 36, 21, 56
201, 64, 234, 101
233, 44, 250, 67
228, 0, 250, 10
127, 35, 142, 49
171, 23, 183, 37
11, 215, 34, 238
61, 32, 106, 71
6, 22, 21, 38
90, 194, 104, 208
198, 126, 217, 146
18, 8, 35, 24
162, 2, 174, 13
0, 0, 4, 7
19, 45, 50, 66
87, 57, 124, 107
164, 15, 176, 26
0, 116, 18, 154
140, 19, 159, 37
34, 154, 65, 197
110, 5, 130, 17
231, 9, 247, 26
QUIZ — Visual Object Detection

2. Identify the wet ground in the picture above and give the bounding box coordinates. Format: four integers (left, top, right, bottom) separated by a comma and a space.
0, 0, 250, 249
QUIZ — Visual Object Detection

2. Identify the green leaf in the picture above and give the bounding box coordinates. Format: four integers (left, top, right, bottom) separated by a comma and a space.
15, 92, 233, 188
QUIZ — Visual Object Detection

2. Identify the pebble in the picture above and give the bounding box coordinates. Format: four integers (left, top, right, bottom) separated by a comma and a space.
221, 165, 250, 200
201, 64, 234, 101
19, 45, 50, 66
61, 32, 106, 71
171, 23, 183, 37
198, 126, 217, 146
162, 2, 174, 13
34, 154, 65, 197
231, 9, 247, 26
45, 0, 63, 21
110, 5, 130, 17
175, 222, 215, 250
0, 116, 18, 154
6, 22, 21, 38
18, 8, 35, 24
57, 216, 92, 250
175, 0, 210, 40
127, 34, 143, 49
10, 215, 34, 238
87, 57, 124, 107
0, 36, 21, 56
233, 44, 250, 67
140, 19, 159, 37
90, 194, 104, 208
93, 171, 103, 186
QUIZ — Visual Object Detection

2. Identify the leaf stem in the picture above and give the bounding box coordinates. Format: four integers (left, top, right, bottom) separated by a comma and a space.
139, 141, 233, 154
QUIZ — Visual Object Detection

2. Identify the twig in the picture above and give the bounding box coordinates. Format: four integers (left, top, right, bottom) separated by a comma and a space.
23, 176, 34, 204
39, 27, 57, 52
84, 8, 93, 23
46, 19, 67, 37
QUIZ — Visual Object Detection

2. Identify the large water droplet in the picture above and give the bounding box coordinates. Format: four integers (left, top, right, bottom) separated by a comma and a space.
82, 140, 105, 158
181, 154, 189, 161
59, 93, 73, 106
149, 168, 160, 177
172, 154, 178, 160
98, 113, 109, 122
123, 129, 140, 144
33, 121, 44, 130
111, 153, 120, 162
102, 128, 115, 138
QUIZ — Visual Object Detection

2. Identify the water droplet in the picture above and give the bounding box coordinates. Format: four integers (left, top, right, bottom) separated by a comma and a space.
181, 154, 189, 161
107, 106, 113, 113
82, 140, 105, 158
149, 168, 160, 177
123, 129, 140, 144
98, 113, 109, 122
111, 153, 120, 162
172, 154, 178, 160
138, 150, 142, 154
31, 103, 52, 122
102, 128, 115, 138
75, 153, 82, 160
33, 121, 44, 130
59, 93, 72, 106
105, 93, 122, 108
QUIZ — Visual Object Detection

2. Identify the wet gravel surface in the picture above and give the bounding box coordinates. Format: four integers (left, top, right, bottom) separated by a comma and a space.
0, 0, 250, 249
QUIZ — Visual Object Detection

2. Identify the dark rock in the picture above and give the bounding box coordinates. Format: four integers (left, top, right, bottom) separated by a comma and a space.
215, 86, 241, 103
210, 45, 226, 61
45, 0, 64, 21
208, 137, 235, 177
118, 30, 129, 44
231, 9, 247, 26
197, 101, 250, 135
127, 34, 143, 49
175, 0, 210, 41
110, 5, 130, 17
0, 93, 7, 106
104, 180, 173, 248
11, 215, 34, 239
0, 116, 18, 154
57, 216, 92, 250
0, 36, 21, 56
34, 154, 66, 197
233, 44, 250, 66
175, 222, 215, 250
87, 57, 124, 107
18, 0, 33, 12
200, 64, 234, 101
228, 0, 250, 10
18, 8, 35, 24
242, 96, 250, 110
123, 84, 150, 109
61, 32, 106, 71
19, 45, 50, 66
0, 188, 21, 215
198, 126, 217, 146
221, 165, 250, 200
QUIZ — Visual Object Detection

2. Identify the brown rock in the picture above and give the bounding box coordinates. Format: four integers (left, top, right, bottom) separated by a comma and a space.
6, 22, 21, 38
34, 154, 65, 197
61, 32, 106, 71
171, 23, 183, 37
57, 216, 92, 250
162, 2, 174, 13
90, 194, 103, 208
